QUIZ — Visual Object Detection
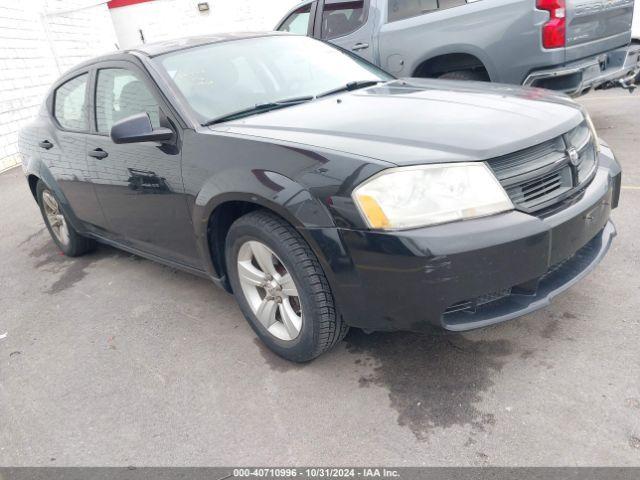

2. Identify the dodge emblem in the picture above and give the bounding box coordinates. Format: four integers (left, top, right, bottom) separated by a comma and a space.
567, 146, 580, 166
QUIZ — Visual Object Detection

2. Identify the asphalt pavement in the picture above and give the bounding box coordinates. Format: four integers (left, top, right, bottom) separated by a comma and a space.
0, 88, 638, 466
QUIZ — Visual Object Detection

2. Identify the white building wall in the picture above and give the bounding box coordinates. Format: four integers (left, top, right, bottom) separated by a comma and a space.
0, 0, 298, 173
0, 0, 117, 172
109, 0, 299, 49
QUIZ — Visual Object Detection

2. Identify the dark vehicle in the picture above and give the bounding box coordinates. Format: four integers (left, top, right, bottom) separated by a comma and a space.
19, 33, 621, 362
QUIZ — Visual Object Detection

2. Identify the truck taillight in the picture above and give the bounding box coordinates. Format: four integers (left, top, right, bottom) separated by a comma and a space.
537, 0, 566, 49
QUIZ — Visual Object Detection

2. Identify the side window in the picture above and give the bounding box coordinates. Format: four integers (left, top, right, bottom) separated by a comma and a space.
321, 0, 366, 40
278, 4, 312, 35
388, 0, 467, 22
54, 74, 88, 131
387, 0, 438, 22
95, 68, 160, 134
440, 0, 466, 9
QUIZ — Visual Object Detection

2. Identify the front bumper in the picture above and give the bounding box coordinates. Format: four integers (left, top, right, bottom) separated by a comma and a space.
306, 148, 621, 332
523, 44, 640, 96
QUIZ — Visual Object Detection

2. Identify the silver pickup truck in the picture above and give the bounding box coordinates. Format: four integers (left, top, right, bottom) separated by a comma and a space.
276, 0, 640, 95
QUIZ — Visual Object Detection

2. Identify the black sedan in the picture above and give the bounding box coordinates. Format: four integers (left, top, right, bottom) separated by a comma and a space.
19, 33, 621, 361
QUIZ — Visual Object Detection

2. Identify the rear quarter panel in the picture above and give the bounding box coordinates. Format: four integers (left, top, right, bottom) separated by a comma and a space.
18, 108, 48, 180
376, 0, 564, 84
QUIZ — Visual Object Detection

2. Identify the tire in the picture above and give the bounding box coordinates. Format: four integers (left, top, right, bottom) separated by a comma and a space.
36, 181, 95, 257
225, 210, 348, 362
439, 70, 487, 81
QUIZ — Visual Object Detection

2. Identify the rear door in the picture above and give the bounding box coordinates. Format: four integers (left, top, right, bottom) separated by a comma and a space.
315, 0, 377, 63
85, 60, 200, 267
45, 71, 109, 230
565, 0, 635, 62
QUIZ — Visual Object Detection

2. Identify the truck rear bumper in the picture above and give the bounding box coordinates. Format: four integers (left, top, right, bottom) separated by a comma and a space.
523, 44, 640, 96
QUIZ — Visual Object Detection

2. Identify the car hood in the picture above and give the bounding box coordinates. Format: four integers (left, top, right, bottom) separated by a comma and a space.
210, 79, 585, 165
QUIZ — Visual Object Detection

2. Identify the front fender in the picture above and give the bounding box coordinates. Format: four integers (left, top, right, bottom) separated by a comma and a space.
191, 168, 338, 280
194, 168, 336, 229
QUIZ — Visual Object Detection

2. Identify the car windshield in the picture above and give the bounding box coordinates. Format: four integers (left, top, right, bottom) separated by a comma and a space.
153, 35, 393, 124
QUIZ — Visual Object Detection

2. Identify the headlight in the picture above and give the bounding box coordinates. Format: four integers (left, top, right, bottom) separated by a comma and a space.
352, 162, 514, 230
582, 110, 600, 152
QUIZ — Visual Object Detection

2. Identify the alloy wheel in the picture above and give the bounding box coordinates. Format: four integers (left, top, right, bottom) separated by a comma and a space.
42, 190, 70, 246
237, 240, 303, 341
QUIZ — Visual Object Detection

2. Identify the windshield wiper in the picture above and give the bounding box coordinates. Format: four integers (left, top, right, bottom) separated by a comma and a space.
202, 81, 382, 126
315, 80, 383, 98
203, 95, 314, 126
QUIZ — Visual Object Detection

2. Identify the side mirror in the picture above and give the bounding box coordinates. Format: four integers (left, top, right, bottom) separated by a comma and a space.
110, 112, 174, 144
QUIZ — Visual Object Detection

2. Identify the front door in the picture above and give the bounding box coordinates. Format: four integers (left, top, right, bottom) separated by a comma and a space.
85, 62, 200, 268
316, 0, 376, 63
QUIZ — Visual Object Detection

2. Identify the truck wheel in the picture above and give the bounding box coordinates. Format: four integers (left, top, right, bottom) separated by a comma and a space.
225, 210, 348, 362
36, 181, 95, 257
439, 70, 487, 81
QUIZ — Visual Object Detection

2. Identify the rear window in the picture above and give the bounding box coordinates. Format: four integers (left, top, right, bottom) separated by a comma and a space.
53, 74, 88, 131
388, 0, 466, 22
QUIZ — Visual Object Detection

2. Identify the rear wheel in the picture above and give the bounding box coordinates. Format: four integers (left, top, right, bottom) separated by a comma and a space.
225, 210, 348, 362
439, 70, 487, 81
36, 181, 95, 257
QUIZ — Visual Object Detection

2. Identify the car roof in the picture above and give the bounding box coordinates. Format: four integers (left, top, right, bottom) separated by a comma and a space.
57, 32, 296, 84
126, 31, 290, 57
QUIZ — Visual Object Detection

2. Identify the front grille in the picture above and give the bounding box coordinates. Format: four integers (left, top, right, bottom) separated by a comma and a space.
506, 166, 572, 209
487, 122, 597, 213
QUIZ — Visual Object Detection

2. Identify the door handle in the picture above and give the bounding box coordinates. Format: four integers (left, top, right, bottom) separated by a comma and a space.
352, 42, 369, 51
88, 148, 108, 159
38, 140, 54, 150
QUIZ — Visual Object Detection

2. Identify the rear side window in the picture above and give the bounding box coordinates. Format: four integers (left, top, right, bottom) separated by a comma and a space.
54, 74, 88, 131
95, 68, 160, 134
278, 3, 312, 35
321, 0, 367, 40
388, 0, 466, 22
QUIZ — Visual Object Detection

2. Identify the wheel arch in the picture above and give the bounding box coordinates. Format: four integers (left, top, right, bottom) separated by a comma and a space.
194, 175, 337, 292
27, 174, 39, 201
27, 166, 87, 236
411, 50, 495, 81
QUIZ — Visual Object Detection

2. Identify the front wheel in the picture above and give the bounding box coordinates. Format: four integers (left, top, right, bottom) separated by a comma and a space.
225, 210, 348, 362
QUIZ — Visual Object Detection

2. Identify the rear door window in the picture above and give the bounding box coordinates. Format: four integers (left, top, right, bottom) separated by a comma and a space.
440, 0, 466, 9
388, 0, 465, 22
53, 74, 88, 131
321, 0, 367, 40
278, 3, 313, 35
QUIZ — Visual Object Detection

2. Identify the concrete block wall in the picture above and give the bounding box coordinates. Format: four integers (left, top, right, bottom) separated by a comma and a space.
0, 0, 117, 173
